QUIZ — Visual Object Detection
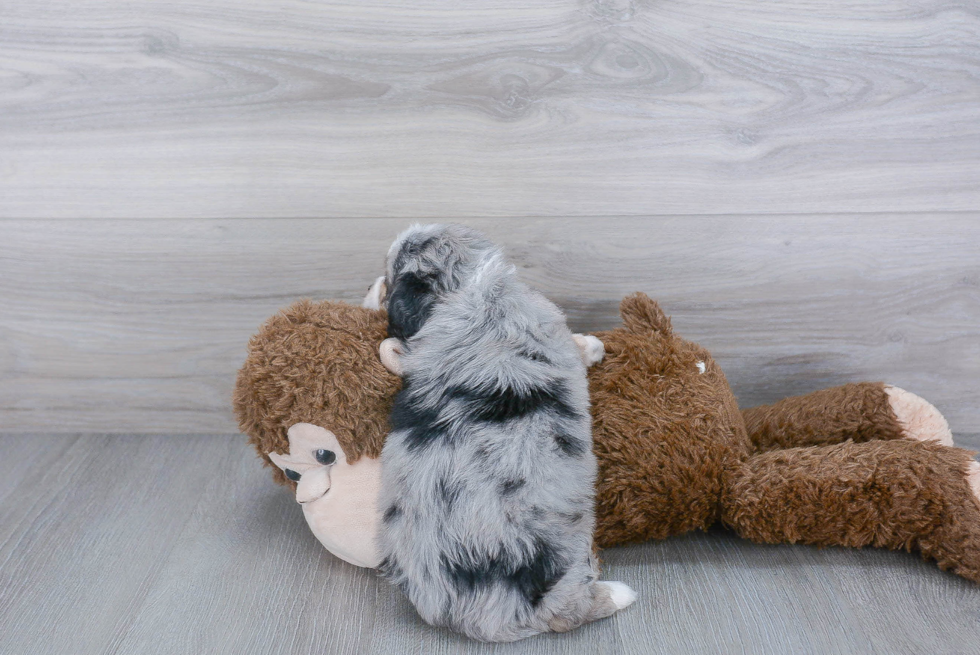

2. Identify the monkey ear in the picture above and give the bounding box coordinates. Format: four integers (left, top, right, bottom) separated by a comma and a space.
386, 271, 437, 340
267, 450, 293, 472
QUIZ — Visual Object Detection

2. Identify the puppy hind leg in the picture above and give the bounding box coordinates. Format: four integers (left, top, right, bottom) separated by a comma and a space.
548, 580, 636, 632
600, 581, 638, 610
590, 581, 637, 617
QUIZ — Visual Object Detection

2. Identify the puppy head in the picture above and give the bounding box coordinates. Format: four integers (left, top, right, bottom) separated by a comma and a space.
383, 224, 495, 340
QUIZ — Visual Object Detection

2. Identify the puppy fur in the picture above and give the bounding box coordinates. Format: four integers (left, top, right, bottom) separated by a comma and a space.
376, 224, 634, 642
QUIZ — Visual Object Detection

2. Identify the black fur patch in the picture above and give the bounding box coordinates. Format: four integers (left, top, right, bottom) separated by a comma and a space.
500, 478, 526, 495
386, 270, 437, 340
518, 349, 551, 365
447, 380, 581, 424
391, 379, 581, 452
378, 556, 401, 580
438, 477, 462, 510
512, 541, 568, 607
441, 538, 568, 608
382, 504, 402, 523
440, 552, 498, 594
389, 381, 444, 451
392, 235, 438, 279
553, 429, 587, 457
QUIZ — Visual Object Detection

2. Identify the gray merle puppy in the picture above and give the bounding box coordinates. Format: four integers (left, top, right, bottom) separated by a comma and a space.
375, 224, 636, 642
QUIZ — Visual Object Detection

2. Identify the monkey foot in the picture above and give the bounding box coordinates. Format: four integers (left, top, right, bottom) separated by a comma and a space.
885, 385, 954, 446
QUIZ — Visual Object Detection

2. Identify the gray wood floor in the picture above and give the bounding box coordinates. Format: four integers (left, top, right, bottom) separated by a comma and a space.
2, 0, 979, 651
2, 433, 979, 655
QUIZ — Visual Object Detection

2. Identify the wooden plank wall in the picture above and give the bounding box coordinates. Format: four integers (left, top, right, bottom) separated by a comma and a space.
1, 0, 978, 434
2, 0, 979, 218
2, 217, 978, 434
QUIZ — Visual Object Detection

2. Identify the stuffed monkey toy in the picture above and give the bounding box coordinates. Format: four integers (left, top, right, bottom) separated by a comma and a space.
233, 294, 980, 583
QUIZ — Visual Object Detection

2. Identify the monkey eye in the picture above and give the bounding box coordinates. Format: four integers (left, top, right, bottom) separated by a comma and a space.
284, 468, 301, 482
315, 449, 336, 465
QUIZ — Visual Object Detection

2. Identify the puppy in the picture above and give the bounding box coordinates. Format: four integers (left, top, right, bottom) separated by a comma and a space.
375, 224, 636, 642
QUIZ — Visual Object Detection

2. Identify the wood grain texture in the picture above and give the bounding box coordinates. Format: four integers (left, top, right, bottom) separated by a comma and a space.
1, 434, 978, 655
2, 216, 978, 435
0, 434, 228, 655
1, 0, 978, 218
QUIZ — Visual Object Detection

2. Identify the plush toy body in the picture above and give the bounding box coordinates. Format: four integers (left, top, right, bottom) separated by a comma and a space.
589, 295, 980, 583
234, 294, 980, 583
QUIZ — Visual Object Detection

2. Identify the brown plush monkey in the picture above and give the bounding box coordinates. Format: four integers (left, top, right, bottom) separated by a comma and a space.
234, 293, 980, 582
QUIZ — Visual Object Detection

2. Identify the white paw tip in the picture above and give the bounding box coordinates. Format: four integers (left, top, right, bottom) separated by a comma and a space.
600, 581, 637, 610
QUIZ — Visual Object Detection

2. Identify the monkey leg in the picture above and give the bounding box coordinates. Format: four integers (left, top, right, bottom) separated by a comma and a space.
741, 382, 952, 452
721, 439, 980, 584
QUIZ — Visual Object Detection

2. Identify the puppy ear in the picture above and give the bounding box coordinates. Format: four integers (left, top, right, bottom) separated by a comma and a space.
386, 271, 437, 340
